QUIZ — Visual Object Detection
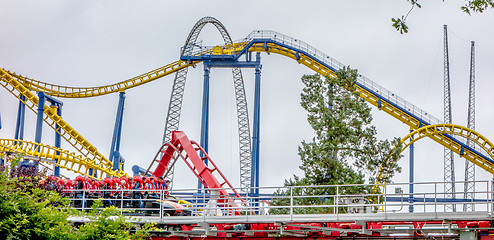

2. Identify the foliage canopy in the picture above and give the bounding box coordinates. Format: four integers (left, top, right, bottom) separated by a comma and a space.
393, 0, 494, 33
270, 67, 402, 214
0, 155, 153, 240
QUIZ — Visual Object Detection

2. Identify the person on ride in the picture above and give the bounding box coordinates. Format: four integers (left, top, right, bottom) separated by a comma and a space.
63, 177, 74, 198
133, 176, 144, 210
157, 177, 166, 199
92, 180, 102, 198
74, 176, 86, 209
164, 179, 171, 196
103, 177, 114, 207
147, 177, 158, 199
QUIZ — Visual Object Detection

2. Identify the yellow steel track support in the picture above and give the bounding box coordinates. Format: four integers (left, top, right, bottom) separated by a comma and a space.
0, 68, 125, 178
374, 124, 494, 192
400, 124, 494, 174
6, 60, 193, 98
0, 139, 123, 178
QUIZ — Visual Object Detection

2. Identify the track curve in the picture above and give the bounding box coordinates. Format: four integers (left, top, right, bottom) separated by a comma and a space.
401, 124, 494, 174
0, 139, 124, 178
6, 60, 194, 98
375, 124, 494, 192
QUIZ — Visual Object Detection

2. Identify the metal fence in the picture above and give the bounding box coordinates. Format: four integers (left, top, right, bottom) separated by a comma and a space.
64, 180, 493, 221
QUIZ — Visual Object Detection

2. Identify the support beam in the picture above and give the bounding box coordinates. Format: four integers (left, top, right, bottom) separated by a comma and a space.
199, 62, 211, 190
251, 52, 262, 200
34, 92, 64, 173
464, 41, 476, 211
109, 91, 126, 172
189, 53, 262, 195
35, 92, 46, 145
53, 103, 62, 176
15, 95, 26, 140
409, 130, 414, 213
443, 25, 456, 212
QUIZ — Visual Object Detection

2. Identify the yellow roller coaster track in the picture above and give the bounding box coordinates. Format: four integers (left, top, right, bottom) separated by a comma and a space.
1, 31, 493, 181
0, 139, 122, 178
374, 124, 494, 192
6, 60, 194, 98
0, 68, 127, 178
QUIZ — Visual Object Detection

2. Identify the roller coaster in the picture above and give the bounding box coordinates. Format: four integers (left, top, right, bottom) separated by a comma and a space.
1, 16, 494, 239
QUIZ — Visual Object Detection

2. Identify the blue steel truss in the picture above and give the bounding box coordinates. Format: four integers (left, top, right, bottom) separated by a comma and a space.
183, 52, 262, 199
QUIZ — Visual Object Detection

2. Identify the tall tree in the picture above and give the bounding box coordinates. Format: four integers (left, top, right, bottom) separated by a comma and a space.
299, 67, 402, 186
270, 67, 402, 214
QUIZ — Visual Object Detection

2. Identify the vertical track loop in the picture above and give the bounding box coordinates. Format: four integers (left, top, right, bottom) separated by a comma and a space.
160, 17, 252, 192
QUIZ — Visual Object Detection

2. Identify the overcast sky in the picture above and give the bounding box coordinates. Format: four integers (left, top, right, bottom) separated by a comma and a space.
1, 0, 493, 190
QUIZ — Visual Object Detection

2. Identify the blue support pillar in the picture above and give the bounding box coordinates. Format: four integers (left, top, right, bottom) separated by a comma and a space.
199, 62, 211, 190
251, 52, 262, 199
35, 92, 46, 144
33, 92, 63, 172
33, 92, 47, 168
53, 104, 62, 176
409, 130, 414, 213
109, 91, 126, 172
15, 95, 26, 140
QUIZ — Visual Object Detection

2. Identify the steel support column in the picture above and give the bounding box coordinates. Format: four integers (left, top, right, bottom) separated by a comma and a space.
464, 41, 476, 212
109, 91, 126, 172
35, 92, 46, 145
15, 95, 26, 140
409, 130, 414, 213
443, 25, 456, 212
199, 63, 211, 190
251, 52, 261, 199
53, 103, 62, 176
35, 92, 63, 172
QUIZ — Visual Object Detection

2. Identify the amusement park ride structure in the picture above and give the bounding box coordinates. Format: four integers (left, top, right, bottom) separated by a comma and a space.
1, 16, 494, 239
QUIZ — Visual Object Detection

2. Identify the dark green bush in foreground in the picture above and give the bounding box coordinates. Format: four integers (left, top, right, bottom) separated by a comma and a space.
0, 160, 152, 240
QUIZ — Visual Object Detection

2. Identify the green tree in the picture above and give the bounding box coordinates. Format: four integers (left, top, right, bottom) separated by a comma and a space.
393, 0, 494, 33
299, 67, 402, 185
270, 67, 402, 214
0, 161, 76, 239
0, 154, 153, 240
76, 201, 153, 240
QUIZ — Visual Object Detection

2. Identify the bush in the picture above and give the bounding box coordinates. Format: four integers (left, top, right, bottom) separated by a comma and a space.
0, 155, 152, 240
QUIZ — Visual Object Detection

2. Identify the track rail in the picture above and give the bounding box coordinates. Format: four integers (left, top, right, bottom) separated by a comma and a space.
374, 124, 494, 192
0, 139, 122, 177
400, 124, 493, 174
6, 59, 193, 98
0, 68, 125, 178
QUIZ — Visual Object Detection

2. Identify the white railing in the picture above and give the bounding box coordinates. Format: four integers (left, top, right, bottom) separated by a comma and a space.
63, 181, 493, 221
183, 30, 442, 126
241, 30, 442, 126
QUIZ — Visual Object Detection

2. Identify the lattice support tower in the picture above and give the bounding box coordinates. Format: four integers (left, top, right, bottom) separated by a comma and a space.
443, 25, 456, 212
464, 41, 476, 211
160, 17, 252, 192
